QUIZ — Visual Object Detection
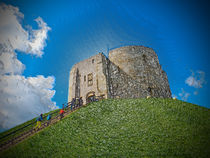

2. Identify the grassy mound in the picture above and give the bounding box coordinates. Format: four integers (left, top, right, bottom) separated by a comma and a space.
1, 98, 210, 157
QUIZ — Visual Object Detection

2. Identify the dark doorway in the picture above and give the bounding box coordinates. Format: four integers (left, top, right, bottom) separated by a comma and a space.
86, 91, 96, 104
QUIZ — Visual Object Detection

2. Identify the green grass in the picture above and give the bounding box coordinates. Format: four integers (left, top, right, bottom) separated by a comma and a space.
1, 98, 210, 158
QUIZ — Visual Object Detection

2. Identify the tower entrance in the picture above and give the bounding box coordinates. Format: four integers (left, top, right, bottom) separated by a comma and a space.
86, 91, 96, 104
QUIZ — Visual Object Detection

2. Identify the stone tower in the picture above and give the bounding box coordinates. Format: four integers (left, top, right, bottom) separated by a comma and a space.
68, 46, 171, 104
68, 53, 109, 104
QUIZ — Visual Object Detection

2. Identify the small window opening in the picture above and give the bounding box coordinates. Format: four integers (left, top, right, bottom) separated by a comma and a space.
84, 75, 86, 82
92, 59, 94, 63
142, 54, 147, 63
148, 87, 153, 95
88, 73, 93, 86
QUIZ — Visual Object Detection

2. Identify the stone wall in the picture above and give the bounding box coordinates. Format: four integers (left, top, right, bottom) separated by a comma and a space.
107, 60, 148, 98
68, 53, 109, 104
68, 46, 172, 104
108, 46, 171, 98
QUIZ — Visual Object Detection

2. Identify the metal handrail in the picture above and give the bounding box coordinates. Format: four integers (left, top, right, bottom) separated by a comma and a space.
0, 96, 104, 142
0, 102, 70, 141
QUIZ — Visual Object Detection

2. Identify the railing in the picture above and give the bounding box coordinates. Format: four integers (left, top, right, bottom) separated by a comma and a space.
0, 98, 82, 146
0, 96, 104, 150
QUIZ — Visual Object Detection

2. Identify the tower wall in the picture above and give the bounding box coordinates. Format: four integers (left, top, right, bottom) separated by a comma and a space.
68, 46, 172, 105
109, 46, 171, 98
68, 53, 109, 104
107, 60, 149, 98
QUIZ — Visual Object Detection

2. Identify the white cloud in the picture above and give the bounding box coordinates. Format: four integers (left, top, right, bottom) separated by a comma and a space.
0, 50, 25, 75
178, 88, 190, 101
185, 70, 206, 89
28, 17, 51, 57
0, 4, 51, 58
0, 4, 56, 130
0, 75, 56, 129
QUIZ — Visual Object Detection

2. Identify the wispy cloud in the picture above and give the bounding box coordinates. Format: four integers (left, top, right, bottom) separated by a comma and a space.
0, 4, 56, 130
178, 88, 190, 101
185, 70, 206, 89
177, 70, 206, 102
193, 91, 198, 95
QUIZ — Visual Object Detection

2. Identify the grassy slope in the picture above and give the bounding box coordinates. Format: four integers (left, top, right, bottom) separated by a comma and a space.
0, 109, 60, 144
1, 98, 210, 158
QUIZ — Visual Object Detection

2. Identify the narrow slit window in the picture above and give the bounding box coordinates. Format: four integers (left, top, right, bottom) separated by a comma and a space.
142, 54, 147, 63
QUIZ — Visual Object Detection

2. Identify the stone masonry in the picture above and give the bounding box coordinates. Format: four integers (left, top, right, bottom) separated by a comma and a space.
68, 46, 171, 104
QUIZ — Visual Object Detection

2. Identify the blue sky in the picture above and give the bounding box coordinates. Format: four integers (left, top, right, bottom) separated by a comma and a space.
0, 0, 209, 130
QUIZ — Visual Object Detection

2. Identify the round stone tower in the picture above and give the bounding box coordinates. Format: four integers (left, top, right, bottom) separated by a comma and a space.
109, 46, 171, 98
